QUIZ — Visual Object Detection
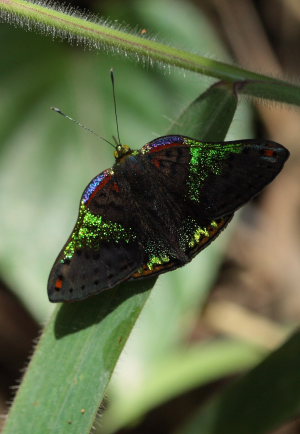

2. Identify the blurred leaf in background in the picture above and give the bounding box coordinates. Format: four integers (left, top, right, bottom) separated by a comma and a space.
1, 0, 300, 433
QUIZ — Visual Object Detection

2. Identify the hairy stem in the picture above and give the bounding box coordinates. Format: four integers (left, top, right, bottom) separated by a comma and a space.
1, 0, 300, 106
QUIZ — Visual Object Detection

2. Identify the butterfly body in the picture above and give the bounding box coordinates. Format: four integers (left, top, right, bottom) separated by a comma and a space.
48, 135, 289, 302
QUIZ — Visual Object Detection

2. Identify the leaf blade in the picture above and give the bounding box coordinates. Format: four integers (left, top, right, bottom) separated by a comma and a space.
3, 80, 238, 434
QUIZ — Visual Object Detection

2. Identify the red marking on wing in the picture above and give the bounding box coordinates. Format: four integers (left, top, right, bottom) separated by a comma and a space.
263, 149, 276, 157
152, 158, 161, 168
112, 182, 121, 192
148, 142, 184, 153
87, 175, 112, 205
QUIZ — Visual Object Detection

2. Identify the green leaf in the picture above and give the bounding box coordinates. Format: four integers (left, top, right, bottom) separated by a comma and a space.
179, 330, 300, 434
3, 80, 238, 434
100, 81, 241, 432
2, 278, 156, 434
168, 82, 237, 141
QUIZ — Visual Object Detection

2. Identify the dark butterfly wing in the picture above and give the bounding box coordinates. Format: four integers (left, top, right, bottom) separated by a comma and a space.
129, 135, 289, 278
186, 138, 289, 219
48, 135, 289, 301
131, 215, 232, 279
48, 169, 144, 302
142, 135, 289, 220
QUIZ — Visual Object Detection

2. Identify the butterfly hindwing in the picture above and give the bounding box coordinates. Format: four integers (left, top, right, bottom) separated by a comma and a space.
131, 215, 232, 279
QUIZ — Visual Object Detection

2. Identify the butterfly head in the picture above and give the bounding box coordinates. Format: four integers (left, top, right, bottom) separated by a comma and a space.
114, 144, 133, 162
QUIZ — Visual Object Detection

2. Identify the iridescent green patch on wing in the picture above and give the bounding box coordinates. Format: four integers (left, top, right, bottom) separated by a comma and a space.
184, 139, 243, 201
144, 239, 170, 271
147, 254, 170, 270
179, 216, 227, 251
188, 221, 216, 248
62, 202, 136, 261
132, 216, 228, 280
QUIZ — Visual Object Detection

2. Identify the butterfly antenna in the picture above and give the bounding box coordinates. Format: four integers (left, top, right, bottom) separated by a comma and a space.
110, 69, 121, 146
112, 135, 120, 147
50, 107, 116, 149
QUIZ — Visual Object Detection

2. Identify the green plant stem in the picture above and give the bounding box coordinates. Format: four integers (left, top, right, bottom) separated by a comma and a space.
1, 0, 300, 106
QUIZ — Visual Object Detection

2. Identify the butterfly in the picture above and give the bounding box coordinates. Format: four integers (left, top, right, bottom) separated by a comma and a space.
48, 133, 289, 302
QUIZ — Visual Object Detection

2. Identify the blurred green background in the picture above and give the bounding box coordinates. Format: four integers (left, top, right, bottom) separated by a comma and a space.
1, 1, 300, 433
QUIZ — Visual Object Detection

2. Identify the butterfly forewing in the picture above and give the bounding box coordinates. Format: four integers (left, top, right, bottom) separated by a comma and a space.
143, 136, 289, 219
48, 169, 144, 302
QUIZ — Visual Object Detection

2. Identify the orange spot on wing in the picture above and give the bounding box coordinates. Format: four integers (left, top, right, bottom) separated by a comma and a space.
264, 149, 276, 157
55, 278, 63, 289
